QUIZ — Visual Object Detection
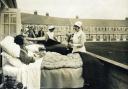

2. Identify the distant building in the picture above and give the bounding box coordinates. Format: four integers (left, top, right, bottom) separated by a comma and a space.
21, 13, 128, 42
0, 0, 21, 41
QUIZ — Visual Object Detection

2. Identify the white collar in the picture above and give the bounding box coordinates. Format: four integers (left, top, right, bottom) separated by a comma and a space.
74, 29, 83, 35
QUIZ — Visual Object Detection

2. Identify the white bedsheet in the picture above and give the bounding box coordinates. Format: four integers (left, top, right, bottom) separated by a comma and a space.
41, 68, 84, 88
2, 52, 42, 89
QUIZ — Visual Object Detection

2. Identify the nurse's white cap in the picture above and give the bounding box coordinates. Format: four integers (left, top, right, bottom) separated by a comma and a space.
48, 26, 55, 30
74, 21, 82, 27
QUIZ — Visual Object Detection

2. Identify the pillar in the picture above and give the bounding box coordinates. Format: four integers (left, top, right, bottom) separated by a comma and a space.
93, 35, 96, 41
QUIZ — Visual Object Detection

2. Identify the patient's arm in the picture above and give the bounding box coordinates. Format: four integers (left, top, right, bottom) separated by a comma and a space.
19, 49, 35, 65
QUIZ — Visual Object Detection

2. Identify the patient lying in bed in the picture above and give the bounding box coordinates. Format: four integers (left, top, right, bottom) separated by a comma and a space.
0, 36, 43, 89
0, 35, 84, 88
14, 35, 35, 64
14, 35, 46, 64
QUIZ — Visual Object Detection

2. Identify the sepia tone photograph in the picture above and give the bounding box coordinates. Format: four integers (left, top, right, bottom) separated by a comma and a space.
0, 0, 128, 89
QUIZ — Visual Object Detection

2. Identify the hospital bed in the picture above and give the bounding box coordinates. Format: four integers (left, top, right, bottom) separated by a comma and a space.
1, 51, 84, 89
0, 36, 84, 89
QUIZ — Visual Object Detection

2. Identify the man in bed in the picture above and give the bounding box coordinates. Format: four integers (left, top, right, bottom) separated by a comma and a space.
14, 35, 35, 65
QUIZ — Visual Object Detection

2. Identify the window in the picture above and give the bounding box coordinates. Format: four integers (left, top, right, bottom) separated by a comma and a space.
125, 27, 128, 31
126, 35, 128, 40
102, 27, 104, 31
98, 28, 101, 31
2, 12, 16, 36
86, 34, 90, 39
114, 28, 116, 31
117, 27, 119, 31
1, 9, 21, 40
105, 27, 106, 31
95, 27, 97, 30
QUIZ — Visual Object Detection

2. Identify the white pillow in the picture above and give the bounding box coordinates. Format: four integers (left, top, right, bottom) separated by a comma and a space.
1, 52, 25, 67
0, 36, 14, 44
0, 36, 20, 57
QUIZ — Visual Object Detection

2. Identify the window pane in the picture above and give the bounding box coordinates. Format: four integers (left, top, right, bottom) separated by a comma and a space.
10, 24, 16, 35
4, 14, 9, 23
10, 14, 16, 23
4, 24, 9, 35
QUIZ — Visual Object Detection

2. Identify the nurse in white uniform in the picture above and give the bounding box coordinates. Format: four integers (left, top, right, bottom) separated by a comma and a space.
68, 22, 104, 89
69, 21, 86, 53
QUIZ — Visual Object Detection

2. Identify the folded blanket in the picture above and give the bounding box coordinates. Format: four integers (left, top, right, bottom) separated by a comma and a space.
41, 52, 82, 69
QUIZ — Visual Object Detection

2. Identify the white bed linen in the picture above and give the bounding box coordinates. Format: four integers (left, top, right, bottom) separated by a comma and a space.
2, 52, 42, 89
2, 51, 84, 88
41, 68, 84, 88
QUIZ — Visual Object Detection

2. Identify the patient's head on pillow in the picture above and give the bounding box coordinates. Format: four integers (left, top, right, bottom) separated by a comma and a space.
14, 35, 24, 46
14, 35, 30, 46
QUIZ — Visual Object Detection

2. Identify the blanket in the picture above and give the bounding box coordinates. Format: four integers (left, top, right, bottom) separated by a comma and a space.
2, 52, 42, 89
41, 52, 84, 88
41, 52, 83, 69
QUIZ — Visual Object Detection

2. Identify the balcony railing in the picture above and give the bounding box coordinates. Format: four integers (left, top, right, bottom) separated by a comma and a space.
56, 34, 128, 42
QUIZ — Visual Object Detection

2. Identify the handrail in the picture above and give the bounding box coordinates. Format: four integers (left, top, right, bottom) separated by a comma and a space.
86, 51, 128, 70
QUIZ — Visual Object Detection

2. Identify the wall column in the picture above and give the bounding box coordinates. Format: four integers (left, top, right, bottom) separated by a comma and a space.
123, 35, 126, 41
100, 35, 103, 41
93, 35, 96, 41
116, 35, 120, 41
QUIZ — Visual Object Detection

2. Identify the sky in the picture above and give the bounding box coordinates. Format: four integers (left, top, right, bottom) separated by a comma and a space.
17, 0, 128, 20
